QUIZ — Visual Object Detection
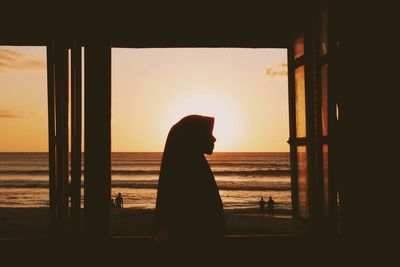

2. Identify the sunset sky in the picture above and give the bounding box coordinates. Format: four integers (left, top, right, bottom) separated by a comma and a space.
0, 46, 288, 152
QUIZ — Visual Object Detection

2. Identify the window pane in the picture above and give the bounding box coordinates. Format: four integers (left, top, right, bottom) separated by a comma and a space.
294, 36, 304, 59
297, 146, 309, 218
295, 66, 306, 138
320, 6, 328, 56
323, 144, 329, 217
0, 46, 48, 238
321, 64, 328, 136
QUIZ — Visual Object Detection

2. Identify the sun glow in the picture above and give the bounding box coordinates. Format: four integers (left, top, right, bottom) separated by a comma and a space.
111, 48, 289, 152
160, 88, 245, 152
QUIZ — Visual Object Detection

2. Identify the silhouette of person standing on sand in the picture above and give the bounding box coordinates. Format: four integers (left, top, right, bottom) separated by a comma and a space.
267, 196, 275, 216
115, 193, 123, 208
154, 115, 225, 244
259, 197, 266, 215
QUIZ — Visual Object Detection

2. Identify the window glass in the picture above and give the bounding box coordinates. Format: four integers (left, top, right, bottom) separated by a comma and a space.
294, 36, 304, 59
320, 6, 328, 56
297, 146, 308, 218
321, 64, 328, 136
295, 66, 306, 138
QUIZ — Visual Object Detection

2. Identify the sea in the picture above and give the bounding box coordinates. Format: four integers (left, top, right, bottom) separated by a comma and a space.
0, 152, 292, 212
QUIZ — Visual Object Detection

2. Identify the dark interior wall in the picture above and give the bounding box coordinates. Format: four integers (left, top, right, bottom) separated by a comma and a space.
337, 0, 395, 245
1, 1, 291, 47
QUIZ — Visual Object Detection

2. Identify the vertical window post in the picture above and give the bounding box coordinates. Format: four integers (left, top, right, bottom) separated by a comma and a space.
84, 35, 112, 239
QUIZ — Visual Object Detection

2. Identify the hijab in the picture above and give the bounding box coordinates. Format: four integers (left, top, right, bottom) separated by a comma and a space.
154, 115, 225, 242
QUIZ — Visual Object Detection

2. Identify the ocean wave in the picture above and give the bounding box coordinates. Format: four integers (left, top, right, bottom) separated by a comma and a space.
0, 180, 290, 192
111, 162, 290, 167
218, 185, 290, 191
0, 170, 49, 175
0, 169, 290, 176
112, 169, 290, 176
214, 170, 290, 176
111, 182, 291, 191
0, 181, 49, 188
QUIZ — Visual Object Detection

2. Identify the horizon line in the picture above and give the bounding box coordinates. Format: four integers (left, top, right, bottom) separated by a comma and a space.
0, 151, 290, 153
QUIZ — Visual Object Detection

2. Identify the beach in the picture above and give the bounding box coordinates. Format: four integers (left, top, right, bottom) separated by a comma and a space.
0, 152, 301, 238
0, 207, 306, 239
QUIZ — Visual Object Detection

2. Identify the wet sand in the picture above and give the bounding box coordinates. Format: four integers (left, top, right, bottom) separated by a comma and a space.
0, 207, 306, 238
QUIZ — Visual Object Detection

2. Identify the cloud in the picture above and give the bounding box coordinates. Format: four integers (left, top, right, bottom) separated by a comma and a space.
0, 49, 45, 72
265, 63, 288, 78
0, 109, 23, 118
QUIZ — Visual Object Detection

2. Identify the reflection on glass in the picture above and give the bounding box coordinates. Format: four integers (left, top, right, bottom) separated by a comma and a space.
323, 144, 329, 217
295, 66, 306, 138
294, 36, 304, 59
320, 6, 328, 55
321, 64, 328, 136
297, 146, 309, 218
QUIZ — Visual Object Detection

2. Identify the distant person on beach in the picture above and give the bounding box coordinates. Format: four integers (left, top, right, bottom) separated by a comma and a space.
267, 196, 275, 216
154, 115, 225, 243
115, 193, 123, 208
259, 197, 266, 215
111, 198, 116, 208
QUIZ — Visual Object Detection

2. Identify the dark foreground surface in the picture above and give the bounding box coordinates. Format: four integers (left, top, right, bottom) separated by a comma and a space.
0, 235, 386, 265
0, 208, 392, 264
0, 207, 305, 238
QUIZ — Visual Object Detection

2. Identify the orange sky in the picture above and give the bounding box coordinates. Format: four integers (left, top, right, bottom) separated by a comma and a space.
0, 47, 48, 152
0, 47, 288, 152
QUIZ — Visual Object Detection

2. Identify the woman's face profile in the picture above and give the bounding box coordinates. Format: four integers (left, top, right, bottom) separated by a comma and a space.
204, 133, 217, 155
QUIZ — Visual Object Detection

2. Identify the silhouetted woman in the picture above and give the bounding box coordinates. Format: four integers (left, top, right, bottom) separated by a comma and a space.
154, 115, 225, 244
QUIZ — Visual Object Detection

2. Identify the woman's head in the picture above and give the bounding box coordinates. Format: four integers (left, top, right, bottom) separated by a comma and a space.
165, 115, 216, 156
